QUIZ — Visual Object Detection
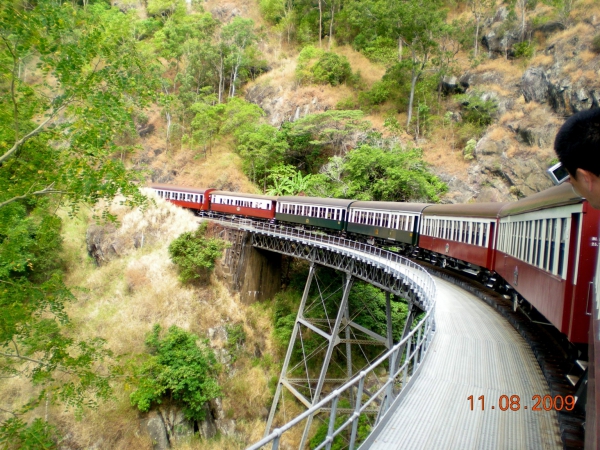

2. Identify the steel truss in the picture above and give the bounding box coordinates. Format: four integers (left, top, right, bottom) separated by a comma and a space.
208, 218, 436, 450
251, 233, 426, 311
265, 261, 420, 449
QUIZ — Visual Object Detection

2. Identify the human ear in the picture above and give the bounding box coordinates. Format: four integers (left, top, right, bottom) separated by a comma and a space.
576, 168, 596, 191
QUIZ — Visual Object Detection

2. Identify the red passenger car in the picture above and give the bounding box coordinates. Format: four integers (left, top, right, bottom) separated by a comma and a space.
419, 203, 506, 271
209, 191, 277, 220
495, 183, 600, 344
150, 183, 214, 212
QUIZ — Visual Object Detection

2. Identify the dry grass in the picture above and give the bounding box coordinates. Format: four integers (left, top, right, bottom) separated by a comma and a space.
579, 50, 598, 64
472, 58, 524, 83
500, 109, 525, 124
482, 83, 514, 97
174, 143, 260, 193
487, 125, 509, 141
570, 0, 600, 22
335, 45, 386, 87
548, 22, 595, 47
421, 127, 471, 176
530, 53, 554, 67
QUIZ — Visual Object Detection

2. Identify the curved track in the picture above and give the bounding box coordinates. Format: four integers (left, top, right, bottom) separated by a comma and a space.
366, 278, 562, 449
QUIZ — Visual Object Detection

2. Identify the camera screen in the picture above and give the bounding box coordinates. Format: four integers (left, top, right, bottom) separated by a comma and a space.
552, 165, 570, 183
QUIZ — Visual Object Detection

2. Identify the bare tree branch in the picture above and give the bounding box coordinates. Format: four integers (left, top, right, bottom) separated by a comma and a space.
0, 182, 65, 209
0, 407, 20, 417
0, 107, 66, 165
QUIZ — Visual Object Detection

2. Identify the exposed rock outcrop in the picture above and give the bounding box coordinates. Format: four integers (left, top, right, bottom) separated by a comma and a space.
470, 132, 554, 199
245, 82, 331, 125
480, 7, 522, 58
520, 67, 600, 115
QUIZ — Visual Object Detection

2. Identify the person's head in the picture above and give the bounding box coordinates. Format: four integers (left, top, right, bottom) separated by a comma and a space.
554, 107, 600, 209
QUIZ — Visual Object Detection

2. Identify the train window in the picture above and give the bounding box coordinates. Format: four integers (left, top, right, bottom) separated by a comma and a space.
517, 222, 523, 259
549, 219, 557, 273
482, 223, 488, 247
542, 219, 551, 270
557, 218, 568, 277
533, 220, 540, 267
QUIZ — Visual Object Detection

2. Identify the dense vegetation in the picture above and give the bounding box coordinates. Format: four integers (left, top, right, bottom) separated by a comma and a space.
168, 222, 229, 283
130, 325, 221, 421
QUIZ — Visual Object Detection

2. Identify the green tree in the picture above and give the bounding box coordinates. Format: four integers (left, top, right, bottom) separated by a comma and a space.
130, 325, 221, 421
341, 144, 447, 202
221, 17, 259, 98
0, 1, 151, 212
237, 124, 289, 190
168, 223, 228, 283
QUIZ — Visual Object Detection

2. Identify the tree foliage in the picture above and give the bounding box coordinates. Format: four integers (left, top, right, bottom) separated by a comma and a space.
0, 0, 152, 214
130, 325, 221, 421
0, 417, 59, 450
168, 223, 228, 283
0, 0, 156, 441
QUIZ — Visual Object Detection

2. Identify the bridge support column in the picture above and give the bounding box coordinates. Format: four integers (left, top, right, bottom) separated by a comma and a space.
299, 271, 354, 449
264, 262, 408, 446
212, 225, 281, 303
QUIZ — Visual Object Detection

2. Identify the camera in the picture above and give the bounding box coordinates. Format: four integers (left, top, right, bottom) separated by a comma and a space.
547, 162, 570, 185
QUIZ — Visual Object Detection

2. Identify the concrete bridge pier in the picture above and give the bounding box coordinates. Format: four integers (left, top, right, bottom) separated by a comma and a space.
211, 224, 281, 303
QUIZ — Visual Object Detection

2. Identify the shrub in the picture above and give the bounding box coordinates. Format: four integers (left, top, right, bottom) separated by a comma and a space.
296, 47, 351, 86
361, 36, 398, 66
456, 93, 498, 128
311, 52, 352, 86
309, 399, 371, 449
225, 323, 246, 361
168, 222, 228, 283
130, 325, 221, 421
463, 139, 477, 160
0, 418, 59, 449
513, 41, 535, 59
336, 96, 359, 110
359, 81, 390, 107
593, 34, 600, 53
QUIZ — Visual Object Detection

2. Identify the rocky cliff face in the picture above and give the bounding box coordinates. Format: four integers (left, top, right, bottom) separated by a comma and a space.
443, 10, 600, 203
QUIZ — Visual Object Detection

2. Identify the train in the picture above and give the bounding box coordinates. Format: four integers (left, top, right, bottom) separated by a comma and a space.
151, 183, 600, 347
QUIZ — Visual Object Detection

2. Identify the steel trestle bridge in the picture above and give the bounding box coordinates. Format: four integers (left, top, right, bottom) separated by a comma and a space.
209, 218, 560, 450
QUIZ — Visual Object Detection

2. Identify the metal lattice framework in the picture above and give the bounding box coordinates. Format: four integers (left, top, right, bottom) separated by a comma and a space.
251, 233, 427, 311
208, 218, 436, 450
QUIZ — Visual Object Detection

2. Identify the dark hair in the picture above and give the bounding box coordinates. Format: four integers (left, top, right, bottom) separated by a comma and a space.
554, 107, 600, 178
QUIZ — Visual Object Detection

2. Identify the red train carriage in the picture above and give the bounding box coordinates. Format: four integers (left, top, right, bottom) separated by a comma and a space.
150, 184, 214, 212
209, 191, 276, 220
419, 203, 506, 271
495, 183, 600, 344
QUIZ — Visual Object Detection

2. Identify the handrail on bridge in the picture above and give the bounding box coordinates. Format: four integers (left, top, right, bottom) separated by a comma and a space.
207, 217, 437, 450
